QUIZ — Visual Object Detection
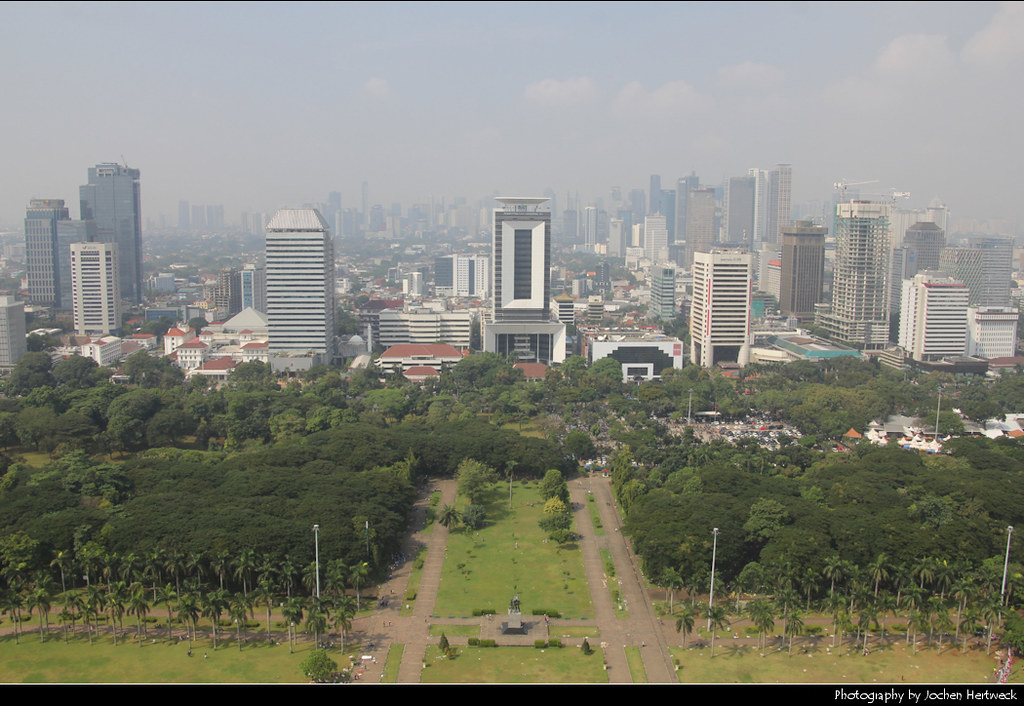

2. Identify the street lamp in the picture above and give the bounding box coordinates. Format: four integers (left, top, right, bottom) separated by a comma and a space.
1001, 525, 1014, 607
707, 527, 719, 630
313, 524, 321, 600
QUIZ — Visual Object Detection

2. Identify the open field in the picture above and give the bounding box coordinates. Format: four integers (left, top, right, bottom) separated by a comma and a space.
671, 640, 1014, 684
433, 483, 592, 619
420, 644, 609, 683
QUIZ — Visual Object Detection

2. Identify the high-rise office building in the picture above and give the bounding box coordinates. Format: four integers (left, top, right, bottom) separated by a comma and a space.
24, 199, 70, 307
939, 247, 985, 307
685, 188, 717, 269
482, 197, 565, 364
239, 264, 266, 313
904, 222, 946, 273
814, 200, 891, 349
898, 273, 969, 362
649, 264, 677, 320
675, 173, 700, 246
70, 242, 121, 336
689, 249, 753, 367
765, 164, 792, 245
79, 163, 143, 303
967, 307, 1018, 359
779, 221, 827, 321
723, 176, 755, 247
178, 200, 190, 229
265, 209, 336, 362
970, 236, 1014, 307
0, 296, 27, 370
583, 206, 599, 250
56, 220, 95, 309
643, 214, 669, 261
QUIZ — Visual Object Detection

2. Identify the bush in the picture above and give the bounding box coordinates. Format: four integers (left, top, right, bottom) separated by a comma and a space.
472, 608, 497, 616
405, 590, 416, 601
582, 638, 593, 655
468, 637, 479, 646
478, 638, 496, 647
534, 640, 547, 648
530, 609, 561, 618
548, 638, 562, 648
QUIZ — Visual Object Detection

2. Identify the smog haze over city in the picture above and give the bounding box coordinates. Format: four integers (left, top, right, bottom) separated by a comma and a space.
2, 1, 1024, 231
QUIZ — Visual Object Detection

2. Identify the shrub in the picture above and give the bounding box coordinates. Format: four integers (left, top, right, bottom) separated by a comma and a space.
534, 640, 547, 648
582, 638, 593, 655
478, 638, 496, 647
468, 637, 479, 646
405, 590, 416, 601
548, 638, 562, 648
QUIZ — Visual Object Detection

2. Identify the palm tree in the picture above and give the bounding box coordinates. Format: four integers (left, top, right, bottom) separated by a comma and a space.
901, 585, 924, 648
234, 548, 256, 597
164, 550, 186, 595
325, 560, 349, 601
282, 596, 304, 654
210, 550, 232, 591
154, 583, 177, 641
120, 552, 141, 584
66, 591, 85, 637
201, 588, 228, 650
305, 603, 328, 649
127, 583, 150, 646
868, 552, 890, 598
675, 603, 697, 648
177, 592, 200, 651
706, 603, 730, 658
439, 504, 461, 529
185, 551, 207, 586
84, 584, 105, 645
106, 580, 129, 644
26, 585, 52, 642
229, 592, 252, 651
279, 555, 300, 599
252, 579, 276, 643
660, 566, 683, 615
58, 606, 73, 643
822, 554, 845, 596
958, 608, 980, 654
746, 598, 775, 655
332, 595, 355, 651
1, 587, 25, 644
786, 609, 805, 656
951, 576, 975, 647
349, 562, 370, 613
877, 592, 898, 646
50, 549, 73, 595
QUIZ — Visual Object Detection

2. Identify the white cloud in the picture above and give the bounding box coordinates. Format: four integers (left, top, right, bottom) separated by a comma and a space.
362, 77, 392, 99
612, 80, 711, 119
717, 61, 784, 88
523, 77, 597, 107
874, 33, 954, 79
961, 1, 1024, 68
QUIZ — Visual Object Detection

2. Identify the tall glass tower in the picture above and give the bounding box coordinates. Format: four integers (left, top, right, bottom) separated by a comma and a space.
80, 164, 143, 304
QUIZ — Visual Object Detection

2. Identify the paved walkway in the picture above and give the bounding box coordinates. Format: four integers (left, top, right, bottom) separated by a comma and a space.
349, 474, 679, 684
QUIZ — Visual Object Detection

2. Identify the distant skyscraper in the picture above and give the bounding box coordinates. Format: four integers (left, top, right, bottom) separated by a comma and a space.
265, 209, 336, 362
643, 214, 669, 261
690, 249, 753, 367
904, 222, 946, 273
24, 199, 69, 307
0, 296, 27, 370
649, 175, 661, 214
178, 200, 190, 229
970, 236, 1014, 307
675, 173, 700, 246
723, 176, 755, 247
70, 242, 121, 336
583, 206, 599, 249
56, 220, 95, 309
765, 164, 792, 245
79, 163, 143, 303
939, 247, 985, 306
814, 200, 891, 349
239, 264, 266, 313
685, 188, 717, 269
483, 197, 565, 364
649, 264, 677, 320
779, 221, 827, 321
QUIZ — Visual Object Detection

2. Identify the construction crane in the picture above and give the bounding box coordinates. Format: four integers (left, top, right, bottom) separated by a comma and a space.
833, 179, 879, 201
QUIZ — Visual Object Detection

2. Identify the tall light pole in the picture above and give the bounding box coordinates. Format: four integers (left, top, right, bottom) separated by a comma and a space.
1001, 525, 1014, 607
707, 527, 719, 630
934, 387, 942, 440
312, 524, 321, 600
687, 389, 694, 426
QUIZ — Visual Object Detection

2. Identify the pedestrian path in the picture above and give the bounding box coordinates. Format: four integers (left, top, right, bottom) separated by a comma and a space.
354, 474, 678, 684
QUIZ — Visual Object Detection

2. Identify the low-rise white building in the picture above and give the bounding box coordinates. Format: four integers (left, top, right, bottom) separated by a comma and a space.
80, 336, 123, 367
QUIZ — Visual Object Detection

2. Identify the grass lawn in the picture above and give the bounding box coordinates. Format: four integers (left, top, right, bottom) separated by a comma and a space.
421, 644, 608, 683
0, 631, 339, 683
433, 483, 592, 619
624, 645, 647, 683
429, 624, 480, 637
670, 640, 1014, 684
401, 546, 427, 616
585, 494, 604, 537
381, 643, 403, 683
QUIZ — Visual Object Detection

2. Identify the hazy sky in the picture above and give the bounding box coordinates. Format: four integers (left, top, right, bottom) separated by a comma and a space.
3, 1, 1023, 231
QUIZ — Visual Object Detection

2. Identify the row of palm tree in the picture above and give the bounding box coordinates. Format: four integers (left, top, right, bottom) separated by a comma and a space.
1, 568, 364, 654
661, 551, 1018, 657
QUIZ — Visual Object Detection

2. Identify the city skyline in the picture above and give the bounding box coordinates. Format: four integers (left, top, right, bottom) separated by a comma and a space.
2, 3, 1024, 232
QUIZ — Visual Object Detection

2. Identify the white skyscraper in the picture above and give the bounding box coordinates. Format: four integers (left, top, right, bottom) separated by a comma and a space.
898, 273, 969, 362
265, 209, 336, 364
483, 197, 565, 364
0, 296, 27, 370
70, 242, 121, 336
643, 214, 668, 261
689, 249, 753, 367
